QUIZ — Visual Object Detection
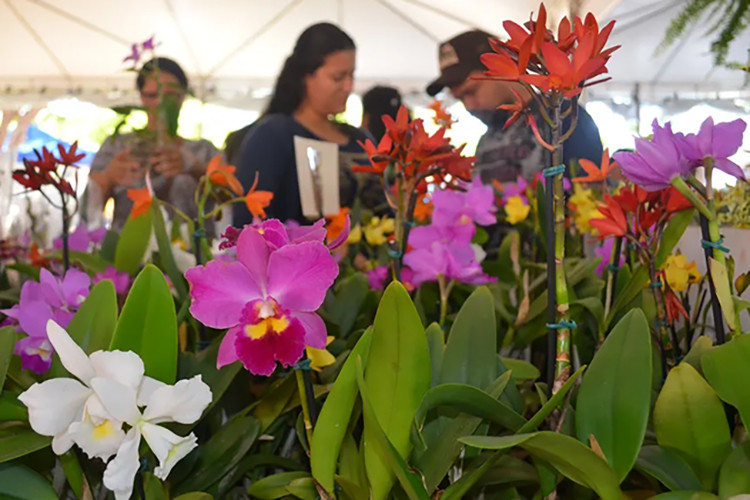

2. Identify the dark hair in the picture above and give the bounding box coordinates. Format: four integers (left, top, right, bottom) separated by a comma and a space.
136, 57, 189, 92
263, 23, 355, 116
362, 86, 403, 142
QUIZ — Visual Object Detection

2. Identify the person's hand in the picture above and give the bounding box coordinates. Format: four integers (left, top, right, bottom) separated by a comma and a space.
151, 145, 185, 178
105, 148, 141, 188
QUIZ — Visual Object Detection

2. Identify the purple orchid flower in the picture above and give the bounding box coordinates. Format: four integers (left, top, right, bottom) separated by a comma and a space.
53, 224, 107, 253
677, 117, 747, 180
94, 266, 131, 295
366, 265, 416, 291
614, 120, 695, 191
595, 237, 625, 277
185, 223, 339, 376
1, 268, 90, 373
141, 35, 157, 51
431, 177, 497, 227
497, 177, 529, 205
123, 43, 140, 65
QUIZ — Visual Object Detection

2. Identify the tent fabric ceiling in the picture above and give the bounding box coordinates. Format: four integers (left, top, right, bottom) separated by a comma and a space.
0, 0, 747, 109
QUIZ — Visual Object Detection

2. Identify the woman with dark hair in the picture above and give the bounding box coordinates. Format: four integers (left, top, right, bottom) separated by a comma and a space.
85, 57, 218, 230
233, 22, 383, 225
361, 85, 403, 143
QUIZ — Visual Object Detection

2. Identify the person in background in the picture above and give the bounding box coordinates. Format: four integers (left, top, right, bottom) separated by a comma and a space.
233, 22, 377, 226
85, 57, 217, 230
426, 30, 603, 184
361, 85, 403, 143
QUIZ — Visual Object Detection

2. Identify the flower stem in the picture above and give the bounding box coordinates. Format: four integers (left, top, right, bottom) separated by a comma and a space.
700, 159, 728, 343
601, 237, 623, 342
61, 192, 70, 272
649, 264, 672, 377
295, 365, 317, 447
437, 275, 454, 326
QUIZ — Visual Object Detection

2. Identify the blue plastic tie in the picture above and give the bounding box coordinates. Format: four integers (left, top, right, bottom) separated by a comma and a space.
292, 358, 312, 371
701, 238, 730, 254
387, 248, 403, 258
649, 280, 663, 289
546, 320, 577, 330
656, 319, 670, 328
606, 264, 620, 273
193, 228, 207, 239
543, 164, 566, 177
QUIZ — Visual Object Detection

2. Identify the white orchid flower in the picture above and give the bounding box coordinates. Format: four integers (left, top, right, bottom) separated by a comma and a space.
92, 375, 212, 500
18, 320, 144, 460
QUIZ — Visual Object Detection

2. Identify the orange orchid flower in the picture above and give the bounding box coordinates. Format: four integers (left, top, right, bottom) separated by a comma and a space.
521, 41, 606, 98
354, 133, 393, 174
206, 155, 243, 195
414, 195, 433, 223
127, 187, 153, 219
326, 207, 350, 242
575, 148, 617, 183
428, 99, 455, 129
244, 174, 273, 219
590, 194, 628, 238
383, 105, 411, 145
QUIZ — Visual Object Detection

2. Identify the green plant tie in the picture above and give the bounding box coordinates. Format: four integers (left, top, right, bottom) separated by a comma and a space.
193, 228, 207, 239
542, 164, 566, 177
292, 358, 312, 371
546, 320, 577, 330
656, 319, 670, 328
649, 280, 663, 288
701, 237, 730, 253
387, 248, 403, 258
606, 264, 620, 272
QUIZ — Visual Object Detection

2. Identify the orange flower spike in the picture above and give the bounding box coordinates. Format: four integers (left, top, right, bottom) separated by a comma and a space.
428, 99, 455, 129
575, 148, 616, 183
57, 141, 86, 166
244, 174, 274, 219
354, 134, 393, 174
127, 187, 153, 219
557, 16, 576, 53
326, 207, 350, 242
383, 105, 411, 145
206, 155, 243, 195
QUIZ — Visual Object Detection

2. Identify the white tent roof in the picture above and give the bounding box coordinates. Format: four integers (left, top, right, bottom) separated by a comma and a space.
0, 0, 747, 109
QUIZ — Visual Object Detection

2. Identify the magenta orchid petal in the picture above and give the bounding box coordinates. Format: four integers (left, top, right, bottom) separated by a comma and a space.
17, 300, 54, 339
712, 118, 746, 158
39, 269, 64, 308
15, 336, 53, 373
327, 213, 351, 250
89, 227, 108, 244
217, 326, 241, 368
266, 241, 339, 312
713, 158, 745, 179
366, 266, 389, 290
60, 269, 91, 308
285, 219, 327, 245
234, 319, 306, 376
255, 219, 290, 249
290, 312, 327, 349
186, 260, 262, 329
235, 227, 271, 292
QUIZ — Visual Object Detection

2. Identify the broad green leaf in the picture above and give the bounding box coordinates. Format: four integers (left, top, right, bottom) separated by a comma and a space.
99, 229, 119, 262
60, 450, 89, 500
0, 328, 15, 389
151, 198, 189, 301
0, 463, 57, 500
654, 363, 731, 491
337, 434, 368, 498
576, 309, 652, 482
708, 257, 736, 331
440, 450, 508, 500
682, 336, 713, 376
718, 441, 750, 499
414, 375, 524, 432
636, 445, 702, 492
461, 432, 622, 500
285, 477, 318, 500
311, 329, 372, 496
114, 207, 153, 274
425, 323, 444, 388
110, 264, 177, 383
363, 282, 430, 500
500, 357, 541, 381
650, 493, 718, 500
173, 494, 213, 500
246, 472, 311, 499
49, 280, 118, 378
325, 273, 370, 338
0, 429, 50, 462
175, 416, 259, 494
519, 365, 586, 433
143, 472, 168, 500
356, 359, 430, 500
702, 333, 750, 430
0, 393, 27, 421
655, 209, 695, 268
605, 265, 649, 329
252, 375, 297, 432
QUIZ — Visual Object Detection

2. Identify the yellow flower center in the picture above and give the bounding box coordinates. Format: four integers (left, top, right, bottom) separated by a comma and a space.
93, 420, 116, 440
243, 300, 290, 340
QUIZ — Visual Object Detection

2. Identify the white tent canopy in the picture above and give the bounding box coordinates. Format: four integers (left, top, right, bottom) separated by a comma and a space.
0, 0, 748, 109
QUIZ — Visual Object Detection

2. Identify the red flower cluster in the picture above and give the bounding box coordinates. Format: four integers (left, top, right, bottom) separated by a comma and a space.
355, 106, 474, 191
481, 3, 619, 98
12, 143, 85, 197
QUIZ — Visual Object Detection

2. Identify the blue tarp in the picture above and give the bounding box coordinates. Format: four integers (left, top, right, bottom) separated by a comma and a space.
15, 124, 96, 166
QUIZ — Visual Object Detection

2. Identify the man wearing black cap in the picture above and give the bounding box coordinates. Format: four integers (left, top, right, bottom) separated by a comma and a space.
427, 30, 603, 184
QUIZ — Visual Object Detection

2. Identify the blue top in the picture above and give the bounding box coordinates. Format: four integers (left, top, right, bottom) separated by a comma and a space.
233, 114, 378, 226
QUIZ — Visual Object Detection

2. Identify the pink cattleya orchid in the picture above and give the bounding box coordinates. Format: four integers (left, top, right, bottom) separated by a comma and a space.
185, 223, 339, 376
53, 224, 107, 253
431, 177, 497, 227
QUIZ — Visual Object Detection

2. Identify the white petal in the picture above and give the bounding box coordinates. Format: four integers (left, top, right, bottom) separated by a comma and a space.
103, 427, 141, 500
46, 320, 95, 384
140, 422, 197, 480
89, 350, 145, 391
69, 396, 125, 461
90, 377, 141, 425
18, 379, 90, 437
52, 430, 75, 455
172, 244, 197, 274
142, 376, 212, 425
137, 376, 167, 407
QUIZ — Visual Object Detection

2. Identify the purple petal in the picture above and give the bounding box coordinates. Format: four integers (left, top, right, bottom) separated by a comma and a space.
256, 219, 290, 250
217, 326, 241, 368
60, 269, 91, 308
89, 227, 108, 244
713, 158, 746, 180
236, 227, 271, 292
186, 260, 261, 329
286, 219, 327, 245
712, 119, 746, 159
39, 269, 63, 309
17, 300, 54, 338
15, 336, 53, 373
266, 242, 339, 312
291, 311, 327, 349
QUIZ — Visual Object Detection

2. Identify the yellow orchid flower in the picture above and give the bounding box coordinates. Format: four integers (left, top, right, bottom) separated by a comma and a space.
504, 195, 531, 224
306, 336, 336, 372
347, 223, 363, 244
569, 184, 603, 234
664, 254, 701, 292
364, 216, 395, 246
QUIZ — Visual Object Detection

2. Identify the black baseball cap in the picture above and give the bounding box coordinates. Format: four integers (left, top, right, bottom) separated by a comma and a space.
426, 30, 494, 96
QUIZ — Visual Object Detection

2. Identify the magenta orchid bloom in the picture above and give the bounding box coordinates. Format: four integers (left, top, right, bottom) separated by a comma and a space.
94, 266, 131, 295
185, 224, 339, 376
595, 237, 625, 277
366, 266, 416, 291
1, 268, 90, 373
53, 224, 107, 253
431, 177, 497, 227
677, 117, 747, 179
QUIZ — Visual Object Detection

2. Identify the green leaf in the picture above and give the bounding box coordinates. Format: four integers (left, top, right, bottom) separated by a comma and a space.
49, 280, 118, 378
311, 329, 372, 496
325, 273, 370, 338
173, 494, 213, 500
285, 477, 318, 500
110, 264, 177, 383
0, 429, 51, 462
718, 441, 750, 499
142, 472, 168, 500
656, 209, 695, 268
252, 375, 297, 432
60, 450, 88, 500
425, 323, 444, 388
654, 363, 731, 491
682, 336, 713, 376
246, 471, 311, 499
0, 393, 27, 422
0, 328, 15, 389
605, 265, 649, 329
576, 309, 652, 482
114, 207, 153, 274
500, 357, 540, 381
150, 198, 189, 301
650, 493, 718, 500
439, 450, 507, 500
461, 432, 622, 500
0, 463, 57, 500
100, 229, 119, 262
519, 365, 586, 434
414, 376, 524, 432
636, 445, 703, 492
702, 333, 750, 430
363, 282, 430, 500
175, 416, 259, 494
356, 359, 430, 500
708, 257, 737, 331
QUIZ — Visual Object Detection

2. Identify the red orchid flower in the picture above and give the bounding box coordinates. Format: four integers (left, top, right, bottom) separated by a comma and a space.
26, 147, 58, 171
665, 287, 689, 325
383, 105, 410, 146
575, 148, 617, 183
354, 133, 393, 174
663, 186, 694, 213
127, 187, 153, 219
428, 99, 455, 129
57, 142, 86, 166
521, 41, 607, 98
590, 194, 628, 238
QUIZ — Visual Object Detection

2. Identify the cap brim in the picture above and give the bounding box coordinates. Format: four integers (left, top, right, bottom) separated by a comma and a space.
425, 64, 473, 96
426, 77, 446, 97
